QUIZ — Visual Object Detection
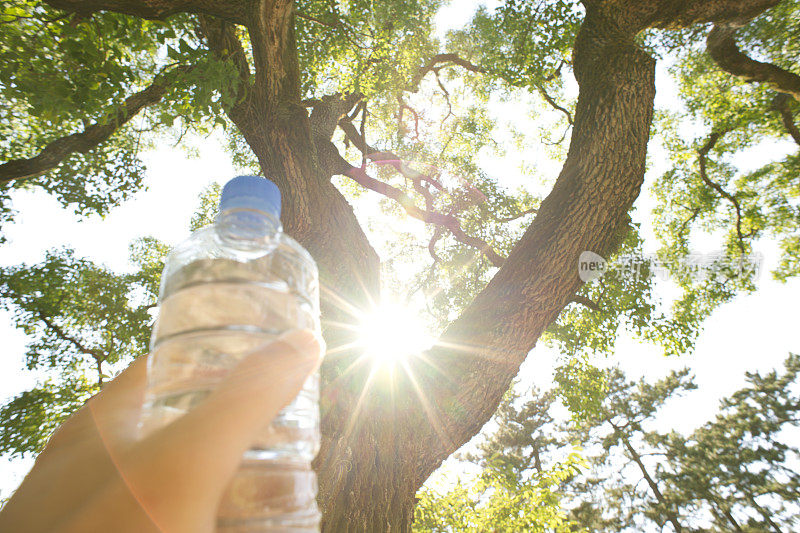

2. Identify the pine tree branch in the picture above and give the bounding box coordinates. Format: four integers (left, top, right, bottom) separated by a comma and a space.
609, 422, 684, 533
0, 66, 190, 184
707, 24, 800, 101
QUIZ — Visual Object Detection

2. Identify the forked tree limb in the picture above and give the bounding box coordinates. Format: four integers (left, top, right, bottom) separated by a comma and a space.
342, 165, 506, 267
411, 53, 484, 91
316, 5, 661, 523
707, 24, 800, 101
0, 66, 190, 184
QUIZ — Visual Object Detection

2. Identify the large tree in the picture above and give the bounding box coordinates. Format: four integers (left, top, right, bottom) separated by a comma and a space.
1, 0, 798, 529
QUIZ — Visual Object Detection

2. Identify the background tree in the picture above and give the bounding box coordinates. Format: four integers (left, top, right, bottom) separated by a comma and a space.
655, 355, 800, 532
414, 386, 585, 532
416, 358, 800, 532
1, 0, 798, 529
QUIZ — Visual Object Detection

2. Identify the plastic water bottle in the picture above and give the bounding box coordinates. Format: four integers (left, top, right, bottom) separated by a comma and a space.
138, 175, 321, 531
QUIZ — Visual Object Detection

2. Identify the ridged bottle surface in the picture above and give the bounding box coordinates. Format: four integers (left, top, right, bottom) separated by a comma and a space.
138, 177, 321, 532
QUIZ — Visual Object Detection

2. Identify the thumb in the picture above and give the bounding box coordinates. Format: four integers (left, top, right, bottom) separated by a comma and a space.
179, 329, 323, 460
129, 329, 323, 496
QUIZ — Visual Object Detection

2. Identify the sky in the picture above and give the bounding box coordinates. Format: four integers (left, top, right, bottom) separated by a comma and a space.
2, 0, 799, 506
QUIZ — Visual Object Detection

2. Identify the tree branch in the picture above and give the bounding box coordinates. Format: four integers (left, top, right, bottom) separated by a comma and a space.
198, 15, 250, 85
411, 53, 484, 92
772, 93, 800, 145
338, 119, 447, 193
0, 66, 190, 184
611, 0, 782, 31
343, 165, 505, 267
294, 11, 368, 50
496, 207, 539, 223
42, 0, 251, 25
37, 312, 104, 362
697, 131, 746, 254
707, 24, 800, 101
536, 84, 574, 125
570, 295, 601, 311
619, 434, 684, 532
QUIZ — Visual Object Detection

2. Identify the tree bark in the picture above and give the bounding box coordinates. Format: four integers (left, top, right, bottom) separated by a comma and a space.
44, 0, 252, 24
773, 93, 800, 145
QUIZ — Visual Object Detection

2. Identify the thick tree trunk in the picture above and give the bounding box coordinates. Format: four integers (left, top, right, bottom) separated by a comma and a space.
311, 7, 658, 529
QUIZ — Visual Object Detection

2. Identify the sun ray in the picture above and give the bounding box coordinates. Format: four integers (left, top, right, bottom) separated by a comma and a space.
323, 340, 363, 358
320, 283, 368, 321
324, 353, 372, 390
342, 363, 380, 441
410, 351, 457, 387
400, 360, 453, 449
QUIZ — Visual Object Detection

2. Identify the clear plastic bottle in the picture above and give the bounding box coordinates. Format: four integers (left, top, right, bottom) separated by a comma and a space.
138, 175, 321, 531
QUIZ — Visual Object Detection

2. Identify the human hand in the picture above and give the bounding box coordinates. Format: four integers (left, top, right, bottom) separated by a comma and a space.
0, 329, 323, 533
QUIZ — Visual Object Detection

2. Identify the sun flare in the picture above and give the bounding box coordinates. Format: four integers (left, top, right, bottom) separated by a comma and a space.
358, 302, 434, 365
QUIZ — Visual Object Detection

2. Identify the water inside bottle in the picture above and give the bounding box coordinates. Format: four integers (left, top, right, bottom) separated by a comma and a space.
139, 257, 321, 530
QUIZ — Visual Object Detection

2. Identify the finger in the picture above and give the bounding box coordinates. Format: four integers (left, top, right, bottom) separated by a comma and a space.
123, 330, 322, 508
186, 329, 323, 455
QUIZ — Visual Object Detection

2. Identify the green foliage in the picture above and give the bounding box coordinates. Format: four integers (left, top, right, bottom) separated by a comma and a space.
422, 359, 800, 532
0, 376, 96, 457
414, 450, 585, 532
0, 248, 154, 457
0, 187, 213, 459
0, 249, 151, 372
296, 0, 441, 98
449, 1, 582, 90
0, 2, 240, 228
189, 183, 222, 231
546, 225, 702, 361
651, 0, 800, 327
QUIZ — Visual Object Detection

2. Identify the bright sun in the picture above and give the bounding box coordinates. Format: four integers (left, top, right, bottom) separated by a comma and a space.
358, 302, 434, 364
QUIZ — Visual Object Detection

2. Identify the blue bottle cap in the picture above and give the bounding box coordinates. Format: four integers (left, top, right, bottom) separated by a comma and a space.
219, 175, 281, 218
